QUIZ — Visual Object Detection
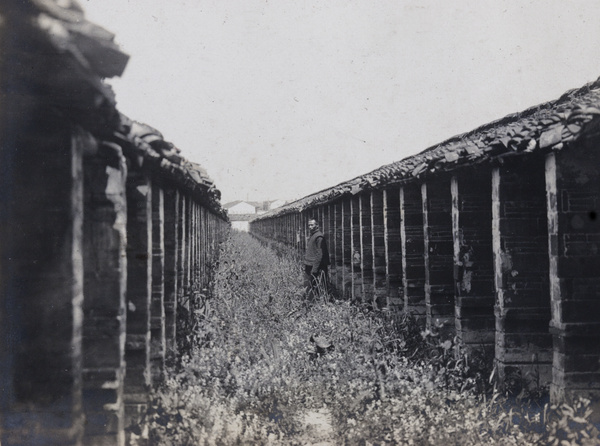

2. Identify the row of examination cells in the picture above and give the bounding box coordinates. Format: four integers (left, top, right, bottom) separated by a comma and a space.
250, 145, 600, 403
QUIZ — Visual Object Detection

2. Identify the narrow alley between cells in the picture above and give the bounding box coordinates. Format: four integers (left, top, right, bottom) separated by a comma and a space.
133, 231, 591, 446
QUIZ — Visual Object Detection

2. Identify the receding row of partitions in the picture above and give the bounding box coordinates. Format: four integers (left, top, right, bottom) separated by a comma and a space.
1, 119, 229, 445
251, 147, 600, 408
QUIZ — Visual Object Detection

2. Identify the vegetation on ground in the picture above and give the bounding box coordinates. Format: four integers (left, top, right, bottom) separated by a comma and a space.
132, 231, 599, 445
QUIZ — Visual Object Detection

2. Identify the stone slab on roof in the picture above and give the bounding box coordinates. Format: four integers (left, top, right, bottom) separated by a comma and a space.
255, 76, 600, 221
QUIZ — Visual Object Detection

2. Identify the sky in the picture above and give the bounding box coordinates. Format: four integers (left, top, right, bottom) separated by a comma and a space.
82, 0, 600, 204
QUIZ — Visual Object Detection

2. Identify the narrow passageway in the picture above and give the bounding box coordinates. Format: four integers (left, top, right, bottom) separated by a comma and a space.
135, 231, 594, 445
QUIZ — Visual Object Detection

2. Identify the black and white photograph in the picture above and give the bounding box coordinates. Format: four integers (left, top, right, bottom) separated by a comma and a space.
2, 1, 600, 444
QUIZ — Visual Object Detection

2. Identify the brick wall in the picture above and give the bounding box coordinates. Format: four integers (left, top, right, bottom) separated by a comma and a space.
82, 140, 127, 445
350, 196, 362, 301
384, 187, 403, 310
250, 139, 600, 402
546, 143, 600, 405
371, 190, 387, 309
342, 197, 353, 299
124, 171, 153, 424
492, 157, 552, 391
359, 193, 374, 304
422, 178, 455, 334
400, 183, 426, 318
1, 112, 85, 445
451, 170, 495, 356
335, 200, 345, 293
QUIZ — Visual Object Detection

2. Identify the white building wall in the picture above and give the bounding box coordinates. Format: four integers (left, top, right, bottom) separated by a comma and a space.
228, 202, 257, 215
231, 221, 250, 232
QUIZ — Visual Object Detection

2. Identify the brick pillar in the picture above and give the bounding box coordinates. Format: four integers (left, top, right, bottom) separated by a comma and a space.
302, 210, 309, 256
183, 195, 192, 311
196, 205, 202, 293
384, 187, 403, 310
201, 206, 206, 288
288, 214, 292, 247
1, 118, 84, 445
202, 207, 207, 288
198, 206, 202, 287
293, 214, 298, 254
546, 145, 600, 406
203, 207, 208, 287
150, 184, 165, 383
451, 171, 495, 357
400, 183, 426, 318
350, 195, 362, 301
82, 141, 127, 446
124, 170, 152, 424
190, 202, 197, 294
326, 205, 337, 288
176, 193, 187, 317
342, 197, 353, 299
295, 213, 301, 256
371, 190, 387, 309
422, 179, 455, 335
492, 159, 552, 392
335, 200, 344, 292
164, 188, 179, 354
283, 214, 288, 247
199, 206, 203, 285
360, 193, 374, 304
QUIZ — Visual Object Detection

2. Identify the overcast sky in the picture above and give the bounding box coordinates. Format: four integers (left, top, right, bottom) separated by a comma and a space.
83, 0, 600, 204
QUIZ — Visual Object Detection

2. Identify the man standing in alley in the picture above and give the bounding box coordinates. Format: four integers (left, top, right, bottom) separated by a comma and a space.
304, 218, 330, 300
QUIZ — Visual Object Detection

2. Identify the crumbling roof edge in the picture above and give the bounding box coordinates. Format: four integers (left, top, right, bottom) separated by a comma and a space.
252, 76, 600, 222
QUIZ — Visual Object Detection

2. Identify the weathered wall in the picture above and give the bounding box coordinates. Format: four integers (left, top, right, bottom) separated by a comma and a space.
250, 79, 600, 406
0, 3, 229, 444
546, 139, 600, 404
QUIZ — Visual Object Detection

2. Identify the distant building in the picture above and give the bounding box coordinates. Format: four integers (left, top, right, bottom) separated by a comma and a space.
224, 200, 258, 215
223, 199, 288, 231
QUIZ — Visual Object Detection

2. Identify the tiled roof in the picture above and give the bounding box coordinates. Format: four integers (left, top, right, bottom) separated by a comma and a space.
1, 0, 129, 135
113, 115, 226, 218
254, 76, 600, 221
1, 0, 226, 219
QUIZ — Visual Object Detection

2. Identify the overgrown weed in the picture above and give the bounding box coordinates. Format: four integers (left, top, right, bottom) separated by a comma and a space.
133, 231, 599, 445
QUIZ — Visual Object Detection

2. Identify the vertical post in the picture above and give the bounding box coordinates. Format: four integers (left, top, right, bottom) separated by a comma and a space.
545, 146, 600, 407
183, 196, 192, 311
200, 206, 206, 288
342, 197, 353, 299
190, 202, 197, 293
1, 118, 84, 445
383, 187, 403, 311
400, 183, 426, 320
359, 193, 374, 304
124, 170, 152, 424
328, 204, 337, 288
199, 206, 204, 287
150, 184, 165, 383
492, 158, 552, 392
451, 172, 495, 358
164, 188, 179, 354
335, 200, 344, 293
302, 210, 309, 254
350, 195, 362, 301
422, 179, 455, 336
176, 193, 187, 328
298, 212, 303, 256
288, 214, 292, 247
82, 141, 127, 446
371, 190, 387, 309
